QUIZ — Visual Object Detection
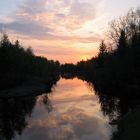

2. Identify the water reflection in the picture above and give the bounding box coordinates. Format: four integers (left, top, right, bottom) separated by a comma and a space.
91, 82, 140, 139
0, 97, 36, 140
37, 94, 53, 113
94, 88, 140, 123
97, 94, 120, 122
0, 78, 122, 140
16, 78, 112, 140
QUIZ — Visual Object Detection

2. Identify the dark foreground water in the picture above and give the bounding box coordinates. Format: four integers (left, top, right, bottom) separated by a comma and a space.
0, 78, 117, 140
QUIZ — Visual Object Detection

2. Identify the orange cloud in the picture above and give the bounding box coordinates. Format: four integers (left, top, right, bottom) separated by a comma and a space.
0, 0, 105, 63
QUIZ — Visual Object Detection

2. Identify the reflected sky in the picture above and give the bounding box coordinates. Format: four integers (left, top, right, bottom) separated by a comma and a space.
13, 78, 113, 140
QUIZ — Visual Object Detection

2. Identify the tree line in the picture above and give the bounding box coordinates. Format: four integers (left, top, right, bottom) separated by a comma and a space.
0, 34, 60, 90
61, 8, 140, 96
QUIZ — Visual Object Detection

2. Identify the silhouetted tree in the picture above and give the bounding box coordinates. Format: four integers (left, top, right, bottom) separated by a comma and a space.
131, 33, 140, 48
117, 30, 127, 53
99, 40, 107, 55
98, 40, 107, 67
0, 34, 60, 90
0, 34, 10, 47
108, 8, 140, 45
64, 8, 140, 97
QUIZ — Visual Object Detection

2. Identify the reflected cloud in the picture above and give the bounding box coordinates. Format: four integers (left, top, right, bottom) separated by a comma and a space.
50, 78, 97, 104
20, 107, 111, 140
12, 78, 112, 140
52, 94, 97, 105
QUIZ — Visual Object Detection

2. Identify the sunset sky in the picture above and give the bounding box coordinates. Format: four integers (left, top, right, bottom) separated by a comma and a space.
0, 0, 139, 63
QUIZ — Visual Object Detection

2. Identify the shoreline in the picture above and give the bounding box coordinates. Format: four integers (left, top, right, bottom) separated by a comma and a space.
0, 81, 52, 98
112, 106, 140, 140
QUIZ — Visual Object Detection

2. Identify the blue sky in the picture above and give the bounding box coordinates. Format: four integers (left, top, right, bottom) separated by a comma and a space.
0, 0, 139, 63
0, 0, 21, 13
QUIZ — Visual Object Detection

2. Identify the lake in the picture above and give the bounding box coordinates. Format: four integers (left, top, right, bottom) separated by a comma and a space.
0, 78, 117, 140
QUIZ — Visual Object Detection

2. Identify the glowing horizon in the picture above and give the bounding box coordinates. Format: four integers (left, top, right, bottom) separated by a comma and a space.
0, 0, 139, 63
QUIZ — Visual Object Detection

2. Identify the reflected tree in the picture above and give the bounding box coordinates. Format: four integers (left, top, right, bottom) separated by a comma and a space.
0, 97, 36, 140
37, 94, 53, 113
93, 85, 140, 140
0, 91, 54, 140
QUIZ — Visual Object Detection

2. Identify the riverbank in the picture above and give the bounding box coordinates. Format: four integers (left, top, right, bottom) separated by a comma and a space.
113, 106, 140, 140
0, 77, 58, 98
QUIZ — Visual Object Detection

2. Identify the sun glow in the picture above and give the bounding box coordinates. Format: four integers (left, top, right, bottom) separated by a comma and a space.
80, 55, 89, 61
84, 57, 88, 61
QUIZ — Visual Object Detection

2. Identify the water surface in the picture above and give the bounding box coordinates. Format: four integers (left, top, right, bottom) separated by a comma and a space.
0, 78, 114, 140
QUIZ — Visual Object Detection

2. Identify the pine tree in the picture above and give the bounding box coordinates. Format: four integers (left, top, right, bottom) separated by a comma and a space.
99, 40, 107, 56
117, 30, 127, 53
98, 40, 107, 67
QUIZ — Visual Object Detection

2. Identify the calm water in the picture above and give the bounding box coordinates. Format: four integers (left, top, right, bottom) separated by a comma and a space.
0, 78, 116, 140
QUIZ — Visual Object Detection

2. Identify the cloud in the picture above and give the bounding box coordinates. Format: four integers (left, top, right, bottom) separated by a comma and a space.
0, 0, 104, 63
19, 107, 111, 140
0, 0, 101, 38
0, 21, 52, 38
